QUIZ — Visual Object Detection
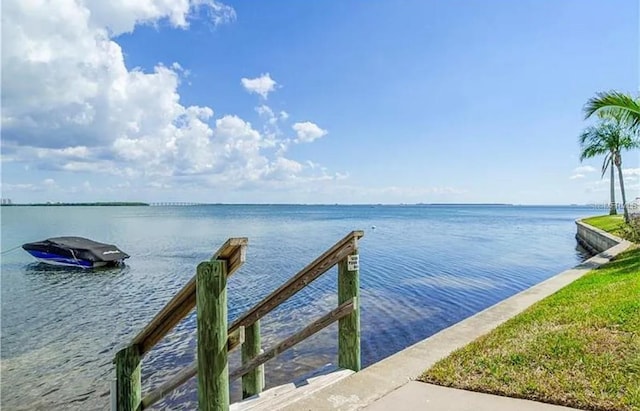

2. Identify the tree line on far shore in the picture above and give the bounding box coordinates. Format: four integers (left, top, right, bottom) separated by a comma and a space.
0, 202, 150, 206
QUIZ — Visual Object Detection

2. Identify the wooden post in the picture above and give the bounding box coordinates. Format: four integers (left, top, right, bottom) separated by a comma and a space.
197, 260, 229, 411
241, 321, 265, 398
230, 298, 356, 382
338, 241, 361, 371
115, 344, 141, 411
110, 379, 117, 411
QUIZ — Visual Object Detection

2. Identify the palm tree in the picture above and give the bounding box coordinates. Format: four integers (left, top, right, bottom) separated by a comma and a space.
584, 91, 640, 131
579, 116, 639, 222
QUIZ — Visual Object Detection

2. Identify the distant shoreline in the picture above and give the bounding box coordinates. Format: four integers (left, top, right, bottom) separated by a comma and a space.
0, 203, 598, 207
0, 202, 150, 207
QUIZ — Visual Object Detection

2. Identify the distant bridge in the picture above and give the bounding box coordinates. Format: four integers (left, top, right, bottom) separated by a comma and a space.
149, 202, 202, 206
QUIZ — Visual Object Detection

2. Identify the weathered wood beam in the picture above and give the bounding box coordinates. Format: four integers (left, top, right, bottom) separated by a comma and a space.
229, 297, 356, 382
114, 344, 141, 411
197, 260, 229, 411
132, 238, 247, 356
140, 327, 244, 410
228, 231, 363, 335
338, 244, 361, 371
131, 231, 365, 409
241, 321, 264, 399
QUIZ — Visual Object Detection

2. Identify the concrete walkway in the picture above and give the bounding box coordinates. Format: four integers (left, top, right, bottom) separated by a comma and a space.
364, 382, 580, 411
281, 239, 632, 411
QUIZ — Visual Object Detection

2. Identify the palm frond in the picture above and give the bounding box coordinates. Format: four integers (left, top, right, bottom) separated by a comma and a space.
601, 153, 612, 178
620, 134, 640, 150
578, 125, 611, 161
584, 91, 640, 130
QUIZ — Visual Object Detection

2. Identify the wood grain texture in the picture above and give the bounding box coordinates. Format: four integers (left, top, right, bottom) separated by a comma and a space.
229, 231, 363, 335
338, 244, 361, 372
242, 321, 264, 399
140, 326, 244, 410
132, 238, 247, 356
115, 344, 141, 411
229, 298, 356, 382
130, 232, 366, 409
197, 260, 229, 411
141, 364, 195, 410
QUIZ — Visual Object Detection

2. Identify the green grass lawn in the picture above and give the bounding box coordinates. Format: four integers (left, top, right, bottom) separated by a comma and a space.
582, 215, 626, 237
419, 246, 640, 411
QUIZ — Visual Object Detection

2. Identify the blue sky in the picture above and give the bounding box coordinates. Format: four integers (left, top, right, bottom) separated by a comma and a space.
1, 0, 638, 204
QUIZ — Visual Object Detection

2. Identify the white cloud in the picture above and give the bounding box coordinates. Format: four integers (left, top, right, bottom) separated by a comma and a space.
255, 104, 288, 126
584, 179, 609, 193
254, 104, 292, 151
255, 104, 275, 118
84, 0, 236, 36
374, 186, 467, 196
43, 178, 57, 188
2, 183, 38, 191
2, 0, 233, 151
264, 183, 468, 204
623, 167, 640, 177
574, 165, 596, 174
578, 167, 640, 193
292, 122, 328, 143
241, 73, 277, 99
267, 157, 304, 180
569, 165, 597, 180
1, 0, 340, 195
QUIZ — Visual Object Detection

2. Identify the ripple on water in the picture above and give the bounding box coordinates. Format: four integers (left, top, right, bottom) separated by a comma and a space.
0, 205, 595, 409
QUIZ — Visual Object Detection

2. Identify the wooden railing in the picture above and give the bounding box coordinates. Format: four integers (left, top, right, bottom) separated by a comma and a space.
112, 230, 364, 411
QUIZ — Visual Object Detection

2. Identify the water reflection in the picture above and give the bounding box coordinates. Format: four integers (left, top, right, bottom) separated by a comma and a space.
1, 205, 597, 410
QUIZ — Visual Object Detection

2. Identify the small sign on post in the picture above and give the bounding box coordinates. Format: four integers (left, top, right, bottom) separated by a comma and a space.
347, 255, 359, 271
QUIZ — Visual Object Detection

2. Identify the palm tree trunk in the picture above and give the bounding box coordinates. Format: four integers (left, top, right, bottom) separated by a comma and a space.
609, 163, 616, 215
616, 161, 630, 223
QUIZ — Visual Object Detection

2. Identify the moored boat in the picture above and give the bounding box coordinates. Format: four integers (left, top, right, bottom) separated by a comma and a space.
22, 237, 129, 268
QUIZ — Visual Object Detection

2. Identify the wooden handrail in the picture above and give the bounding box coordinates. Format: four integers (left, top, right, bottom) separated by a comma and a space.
141, 297, 356, 409
132, 238, 248, 355
230, 297, 356, 381
140, 326, 246, 410
228, 230, 363, 335
119, 232, 363, 411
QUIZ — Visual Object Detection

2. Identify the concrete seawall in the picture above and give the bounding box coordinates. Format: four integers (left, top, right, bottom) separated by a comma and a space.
575, 219, 624, 254
281, 221, 631, 410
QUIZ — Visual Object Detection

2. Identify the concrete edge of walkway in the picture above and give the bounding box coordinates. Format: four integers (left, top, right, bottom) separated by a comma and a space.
281, 238, 633, 411
364, 381, 582, 411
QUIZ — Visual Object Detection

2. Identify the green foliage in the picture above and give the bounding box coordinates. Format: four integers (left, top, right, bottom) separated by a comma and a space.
579, 121, 626, 164
578, 116, 639, 172
584, 91, 640, 131
583, 214, 640, 242
580, 95, 640, 223
420, 247, 640, 411
620, 216, 640, 243
582, 215, 626, 235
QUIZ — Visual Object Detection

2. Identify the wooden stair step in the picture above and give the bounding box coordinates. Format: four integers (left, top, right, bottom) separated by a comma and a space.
231, 364, 354, 411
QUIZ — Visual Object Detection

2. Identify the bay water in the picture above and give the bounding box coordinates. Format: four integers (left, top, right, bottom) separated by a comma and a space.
0, 204, 596, 410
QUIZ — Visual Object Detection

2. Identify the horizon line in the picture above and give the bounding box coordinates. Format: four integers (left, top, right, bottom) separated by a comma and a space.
1, 201, 611, 207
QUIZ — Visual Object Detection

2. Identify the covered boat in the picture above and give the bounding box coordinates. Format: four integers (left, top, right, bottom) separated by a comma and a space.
22, 236, 129, 268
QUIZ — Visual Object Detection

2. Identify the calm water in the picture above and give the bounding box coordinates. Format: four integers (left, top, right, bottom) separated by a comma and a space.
1, 204, 595, 410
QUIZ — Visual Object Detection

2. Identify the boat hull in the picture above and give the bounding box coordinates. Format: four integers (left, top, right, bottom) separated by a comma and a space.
22, 236, 129, 269
25, 250, 111, 268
